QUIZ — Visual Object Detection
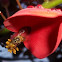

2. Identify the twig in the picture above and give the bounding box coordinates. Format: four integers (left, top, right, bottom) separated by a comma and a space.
0, 11, 6, 20
16, 0, 23, 9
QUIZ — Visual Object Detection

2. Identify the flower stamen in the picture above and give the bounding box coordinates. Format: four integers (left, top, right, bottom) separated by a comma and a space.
5, 33, 25, 54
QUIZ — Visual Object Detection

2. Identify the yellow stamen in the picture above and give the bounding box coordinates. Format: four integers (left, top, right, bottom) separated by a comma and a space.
19, 36, 24, 42
6, 41, 10, 45
14, 52, 16, 54
9, 50, 12, 53
8, 39, 12, 42
16, 0, 22, 9
8, 49, 10, 52
10, 44, 15, 48
13, 49, 16, 54
13, 44, 15, 47
16, 47, 19, 51
6, 46, 9, 48
21, 37, 24, 41
0, 11, 6, 20
8, 49, 12, 53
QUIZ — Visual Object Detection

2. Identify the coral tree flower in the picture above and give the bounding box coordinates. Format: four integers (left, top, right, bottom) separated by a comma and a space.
4, 5, 62, 59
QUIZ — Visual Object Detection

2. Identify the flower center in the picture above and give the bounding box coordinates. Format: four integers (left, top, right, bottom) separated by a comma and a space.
5, 30, 25, 54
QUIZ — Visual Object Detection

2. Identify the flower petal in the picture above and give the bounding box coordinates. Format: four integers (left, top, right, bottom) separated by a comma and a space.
4, 8, 62, 32
3, 8, 62, 58
24, 22, 62, 58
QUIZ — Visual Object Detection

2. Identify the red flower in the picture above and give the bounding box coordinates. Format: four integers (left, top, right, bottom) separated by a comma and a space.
27, 5, 34, 8
3, 5, 62, 59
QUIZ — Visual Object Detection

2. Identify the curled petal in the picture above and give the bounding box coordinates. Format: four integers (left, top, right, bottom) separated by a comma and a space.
3, 8, 62, 58
4, 8, 62, 32
24, 22, 62, 58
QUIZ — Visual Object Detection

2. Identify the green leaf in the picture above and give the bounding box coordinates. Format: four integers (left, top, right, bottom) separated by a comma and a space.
42, 0, 62, 8
0, 28, 10, 35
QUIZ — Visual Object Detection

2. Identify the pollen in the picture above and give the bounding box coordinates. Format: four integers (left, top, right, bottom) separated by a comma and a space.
16, 47, 19, 51
8, 49, 12, 53
6, 46, 9, 48
8, 39, 12, 42
10, 44, 15, 48
6, 41, 10, 45
20, 36, 24, 42
5, 32, 25, 54
13, 49, 16, 54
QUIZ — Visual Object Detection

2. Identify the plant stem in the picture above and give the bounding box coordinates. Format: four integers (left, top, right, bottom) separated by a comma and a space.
16, 0, 22, 9
0, 11, 6, 20
5, 6, 10, 17
0, 11, 10, 35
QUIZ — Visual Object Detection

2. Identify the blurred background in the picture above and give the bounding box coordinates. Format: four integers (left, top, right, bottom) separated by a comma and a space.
0, 0, 62, 62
